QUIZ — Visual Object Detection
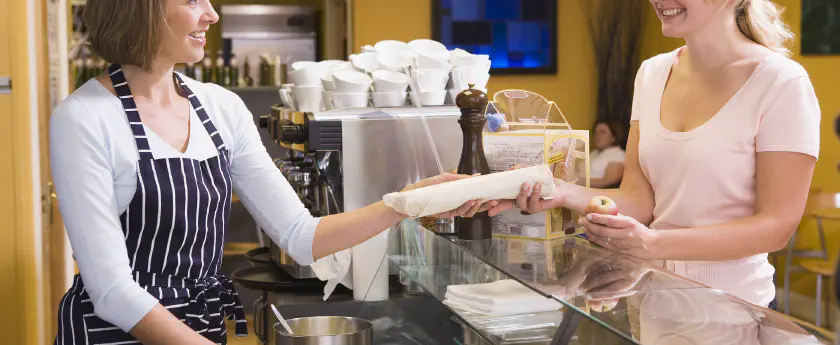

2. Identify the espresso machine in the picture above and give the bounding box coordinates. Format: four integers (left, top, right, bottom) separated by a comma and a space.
259, 105, 465, 280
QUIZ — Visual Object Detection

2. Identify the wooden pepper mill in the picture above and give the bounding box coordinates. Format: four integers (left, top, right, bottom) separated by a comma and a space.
454, 83, 493, 240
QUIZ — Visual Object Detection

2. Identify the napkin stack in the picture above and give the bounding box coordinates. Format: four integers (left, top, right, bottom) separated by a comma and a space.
383, 164, 556, 218
443, 279, 563, 316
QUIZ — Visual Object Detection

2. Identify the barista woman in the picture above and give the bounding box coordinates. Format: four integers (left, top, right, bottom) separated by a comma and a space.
492, 0, 821, 309
50, 1, 489, 344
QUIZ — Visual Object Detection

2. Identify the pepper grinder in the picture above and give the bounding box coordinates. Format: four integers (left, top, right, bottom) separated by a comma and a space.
454, 83, 493, 240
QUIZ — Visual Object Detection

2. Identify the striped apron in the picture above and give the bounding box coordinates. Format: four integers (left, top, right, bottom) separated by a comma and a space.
54, 64, 248, 344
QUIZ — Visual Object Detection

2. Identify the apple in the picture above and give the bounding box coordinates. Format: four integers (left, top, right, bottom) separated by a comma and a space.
587, 297, 619, 313
584, 196, 618, 216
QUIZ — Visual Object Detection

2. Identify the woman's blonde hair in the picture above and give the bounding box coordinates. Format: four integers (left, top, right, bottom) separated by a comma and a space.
733, 0, 795, 56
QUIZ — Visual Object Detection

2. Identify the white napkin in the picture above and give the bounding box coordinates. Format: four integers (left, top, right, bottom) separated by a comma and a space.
382, 164, 556, 217
443, 279, 563, 315
309, 249, 353, 300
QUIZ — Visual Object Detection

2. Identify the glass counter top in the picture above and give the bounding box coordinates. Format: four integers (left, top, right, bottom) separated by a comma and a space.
362, 218, 834, 345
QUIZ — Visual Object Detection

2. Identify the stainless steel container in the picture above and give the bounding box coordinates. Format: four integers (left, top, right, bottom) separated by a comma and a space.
274, 316, 373, 345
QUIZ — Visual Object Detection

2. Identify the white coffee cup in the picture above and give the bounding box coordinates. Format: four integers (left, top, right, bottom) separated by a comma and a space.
372, 70, 410, 93
452, 67, 490, 90
290, 61, 316, 71
322, 90, 334, 110
350, 52, 379, 74
371, 91, 408, 108
292, 86, 324, 113
418, 90, 447, 106
408, 39, 449, 59
331, 92, 370, 109
279, 89, 296, 110
288, 66, 322, 86
413, 69, 449, 91
374, 40, 411, 56
416, 53, 453, 73
452, 54, 490, 69
332, 70, 372, 93
377, 53, 413, 72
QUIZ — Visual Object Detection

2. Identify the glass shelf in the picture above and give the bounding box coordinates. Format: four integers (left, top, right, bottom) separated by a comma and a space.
360, 219, 833, 345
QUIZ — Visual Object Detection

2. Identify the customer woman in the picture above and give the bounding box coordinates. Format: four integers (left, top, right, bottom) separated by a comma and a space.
50, 1, 488, 344
491, 0, 821, 309
589, 120, 626, 188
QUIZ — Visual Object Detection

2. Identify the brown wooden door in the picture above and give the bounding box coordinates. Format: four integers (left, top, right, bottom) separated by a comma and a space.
42, 0, 69, 340
0, 0, 65, 343
0, 0, 25, 343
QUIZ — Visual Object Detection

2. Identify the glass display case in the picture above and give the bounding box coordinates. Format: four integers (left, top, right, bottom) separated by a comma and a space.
351, 218, 834, 345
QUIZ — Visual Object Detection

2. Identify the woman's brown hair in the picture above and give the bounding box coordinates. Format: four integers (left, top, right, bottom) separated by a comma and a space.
83, 0, 166, 71
593, 120, 628, 150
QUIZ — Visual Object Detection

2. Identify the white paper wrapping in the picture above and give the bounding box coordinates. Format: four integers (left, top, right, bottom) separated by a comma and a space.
309, 249, 353, 301
382, 164, 556, 217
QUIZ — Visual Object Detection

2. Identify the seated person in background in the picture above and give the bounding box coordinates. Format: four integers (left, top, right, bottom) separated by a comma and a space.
589, 120, 626, 188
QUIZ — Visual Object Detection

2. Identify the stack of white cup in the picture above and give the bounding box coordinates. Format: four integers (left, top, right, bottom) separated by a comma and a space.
409, 40, 452, 106
447, 49, 491, 104
283, 39, 493, 111
330, 70, 372, 109
286, 61, 326, 113
371, 70, 410, 107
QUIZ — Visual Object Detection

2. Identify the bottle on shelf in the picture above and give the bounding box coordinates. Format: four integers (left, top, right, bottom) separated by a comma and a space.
184, 62, 195, 80
201, 56, 212, 83
230, 57, 240, 88
73, 58, 85, 89
242, 56, 253, 87
214, 54, 225, 86
454, 83, 493, 240
258, 53, 276, 87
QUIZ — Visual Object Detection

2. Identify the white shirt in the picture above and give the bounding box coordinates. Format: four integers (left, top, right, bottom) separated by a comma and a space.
49, 75, 321, 332
589, 146, 625, 179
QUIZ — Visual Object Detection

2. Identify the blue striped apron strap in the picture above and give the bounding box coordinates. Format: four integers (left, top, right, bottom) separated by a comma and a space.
108, 64, 154, 161
173, 74, 227, 153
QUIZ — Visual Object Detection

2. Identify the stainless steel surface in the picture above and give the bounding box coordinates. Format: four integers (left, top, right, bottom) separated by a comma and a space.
340, 116, 462, 213
0, 76, 10, 94
274, 316, 373, 345
263, 107, 464, 281
221, 5, 316, 38
220, 4, 316, 84
341, 115, 462, 275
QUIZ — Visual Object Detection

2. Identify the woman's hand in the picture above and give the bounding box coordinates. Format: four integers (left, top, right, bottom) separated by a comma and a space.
487, 179, 567, 216
580, 254, 651, 301
581, 213, 660, 260
401, 173, 499, 219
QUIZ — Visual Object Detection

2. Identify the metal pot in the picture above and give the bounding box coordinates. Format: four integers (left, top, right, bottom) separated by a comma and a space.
274, 316, 373, 345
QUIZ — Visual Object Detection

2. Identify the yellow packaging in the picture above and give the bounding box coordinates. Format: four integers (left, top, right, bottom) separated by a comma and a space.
482, 90, 590, 240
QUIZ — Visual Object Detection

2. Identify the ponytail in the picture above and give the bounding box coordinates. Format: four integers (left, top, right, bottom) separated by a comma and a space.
735, 0, 795, 56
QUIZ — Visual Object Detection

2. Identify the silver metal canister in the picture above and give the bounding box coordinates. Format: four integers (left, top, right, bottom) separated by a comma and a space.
274, 316, 373, 345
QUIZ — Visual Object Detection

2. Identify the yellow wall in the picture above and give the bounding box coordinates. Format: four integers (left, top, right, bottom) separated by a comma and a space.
352, 0, 597, 130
